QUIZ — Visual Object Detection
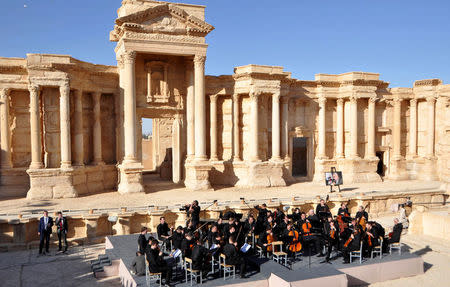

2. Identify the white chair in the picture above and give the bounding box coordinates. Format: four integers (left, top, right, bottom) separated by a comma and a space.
350, 241, 363, 264
185, 257, 202, 286
211, 255, 219, 275
371, 237, 383, 259
271, 241, 288, 266
219, 253, 235, 280
145, 254, 161, 287
390, 240, 402, 255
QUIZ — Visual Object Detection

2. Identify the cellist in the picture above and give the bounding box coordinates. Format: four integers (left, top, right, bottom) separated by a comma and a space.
355, 206, 369, 230
257, 228, 274, 257
301, 219, 325, 257
286, 223, 301, 259
342, 226, 362, 264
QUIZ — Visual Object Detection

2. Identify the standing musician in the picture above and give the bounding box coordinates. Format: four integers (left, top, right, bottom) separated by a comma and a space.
324, 220, 339, 262
301, 219, 325, 257
355, 206, 369, 228
342, 226, 362, 264
171, 226, 184, 250
185, 200, 201, 228
223, 236, 247, 278
316, 199, 331, 221
254, 203, 269, 234
146, 239, 173, 286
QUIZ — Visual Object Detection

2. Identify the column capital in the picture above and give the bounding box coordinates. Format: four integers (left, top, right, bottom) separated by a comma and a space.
28, 83, 40, 94
336, 98, 344, 105
426, 96, 436, 104
122, 50, 136, 64
368, 96, 378, 104
0, 88, 10, 98
410, 98, 417, 106
193, 54, 206, 65
232, 93, 240, 102
209, 94, 219, 102
117, 58, 124, 69
272, 91, 281, 99
249, 91, 261, 101
59, 80, 70, 95
318, 96, 327, 106
349, 95, 358, 103
392, 97, 403, 104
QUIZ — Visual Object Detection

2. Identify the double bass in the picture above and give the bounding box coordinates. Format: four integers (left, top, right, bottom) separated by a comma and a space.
288, 229, 302, 252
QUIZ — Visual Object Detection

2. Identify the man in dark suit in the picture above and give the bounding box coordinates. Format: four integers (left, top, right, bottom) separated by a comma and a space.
38, 210, 53, 255
138, 227, 148, 255
147, 239, 173, 286
223, 236, 247, 278
55, 211, 68, 252
383, 218, 403, 253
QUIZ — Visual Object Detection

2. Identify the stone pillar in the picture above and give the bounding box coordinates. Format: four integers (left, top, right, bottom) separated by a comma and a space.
317, 97, 327, 159
172, 114, 182, 184
336, 98, 344, 158
367, 96, 377, 159
426, 96, 436, 158
232, 94, 240, 161
185, 60, 195, 161
408, 99, 417, 157
59, 81, 72, 168
271, 92, 281, 161
250, 91, 260, 161
209, 94, 218, 161
28, 84, 43, 169
281, 97, 289, 159
349, 96, 359, 159
194, 54, 207, 161
392, 98, 402, 159
92, 92, 103, 165
73, 89, 84, 166
0, 88, 11, 168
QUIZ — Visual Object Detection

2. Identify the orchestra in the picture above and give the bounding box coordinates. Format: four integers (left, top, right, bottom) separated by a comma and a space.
136, 198, 404, 285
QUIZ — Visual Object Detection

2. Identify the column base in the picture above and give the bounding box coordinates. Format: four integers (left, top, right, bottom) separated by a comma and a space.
29, 162, 44, 169
118, 162, 144, 194
184, 161, 212, 190
387, 158, 408, 180
26, 168, 78, 200
246, 161, 287, 188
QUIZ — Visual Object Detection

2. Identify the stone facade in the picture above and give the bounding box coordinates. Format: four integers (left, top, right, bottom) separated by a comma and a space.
0, 0, 449, 199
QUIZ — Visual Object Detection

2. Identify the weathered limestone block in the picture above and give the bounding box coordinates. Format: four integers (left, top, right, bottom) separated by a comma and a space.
246, 161, 287, 188
184, 161, 212, 190
112, 213, 132, 235
26, 168, 78, 199
118, 162, 144, 194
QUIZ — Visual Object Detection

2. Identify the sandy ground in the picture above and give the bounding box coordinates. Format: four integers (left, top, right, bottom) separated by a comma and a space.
0, 176, 442, 218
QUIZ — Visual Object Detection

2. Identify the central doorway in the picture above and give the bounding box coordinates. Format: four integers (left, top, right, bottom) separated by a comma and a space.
292, 137, 308, 177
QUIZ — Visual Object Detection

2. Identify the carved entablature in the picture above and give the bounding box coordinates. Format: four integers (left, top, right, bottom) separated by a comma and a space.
294, 126, 310, 137
110, 3, 214, 43
414, 79, 442, 87
145, 61, 170, 104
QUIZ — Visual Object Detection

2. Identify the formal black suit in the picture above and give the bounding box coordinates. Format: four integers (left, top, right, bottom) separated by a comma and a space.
38, 216, 53, 254
389, 223, 403, 244
147, 247, 172, 284
223, 243, 246, 277
55, 216, 68, 251
191, 243, 208, 273
342, 232, 361, 262
138, 234, 148, 255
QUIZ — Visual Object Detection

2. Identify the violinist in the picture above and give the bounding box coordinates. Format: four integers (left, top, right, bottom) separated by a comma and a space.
342, 226, 361, 264
255, 203, 268, 234
181, 232, 194, 258
364, 222, 379, 256
301, 219, 325, 257
171, 226, 184, 250
191, 237, 209, 279
223, 236, 247, 279
316, 199, 331, 221
338, 202, 350, 217
206, 224, 220, 248
186, 200, 201, 228
184, 220, 196, 237
324, 220, 339, 262
147, 239, 173, 286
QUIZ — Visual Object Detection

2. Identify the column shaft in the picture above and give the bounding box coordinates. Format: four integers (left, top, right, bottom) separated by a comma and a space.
318, 97, 327, 158
392, 98, 402, 159
123, 51, 137, 162
59, 82, 71, 168
408, 99, 417, 157
367, 97, 376, 159
185, 60, 195, 160
336, 98, 344, 158
93, 92, 103, 164
0, 88, 11, 168
209, 94, 218, 161
271, 93, 281, 161
350, 96, 359, 158
250, 92, 260, 161
194, 55, 207, 160
232, 94, 240, 161
73, 89, 84, 166
426, 97, 436, 157
28, 85, 43, 169
281, 97, 289, 159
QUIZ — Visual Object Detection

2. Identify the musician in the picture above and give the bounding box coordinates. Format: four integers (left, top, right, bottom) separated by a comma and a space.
223, 236, 247, 278
216, 217, 226, 234
355, 206, 369, 222
342, 227, 362, 264
286, 222, 301, 258
147, 239, 173, 286
243, 215, 256, 237
301, 219, 325, 257
364, 222, 380, 256
263, 215, 275, 232
306, 209, 321, 230
157, 217, 171, 245
387, 218, 403, 245
171, 226, 184, 250
206, 224, 220, 247
324, 220, 339, 262
191, 238, 209, 279
181, 232, 195, 258
138, 227, 148, 255
338, 202, 350, 216
255, 203, 268, 234
289, 208, 302, 225
224, 225, 237, 244
257, 228, 274, 257
187, 200, 201, 227
184, 220, 196, 236
316, 199, 331, 221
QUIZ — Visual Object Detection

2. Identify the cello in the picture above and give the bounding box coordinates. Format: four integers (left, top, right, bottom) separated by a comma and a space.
288, 229, 302, 252
266, 232, 274, 252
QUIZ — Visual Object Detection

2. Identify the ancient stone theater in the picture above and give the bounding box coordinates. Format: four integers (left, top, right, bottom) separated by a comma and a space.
0, 0, 448, 200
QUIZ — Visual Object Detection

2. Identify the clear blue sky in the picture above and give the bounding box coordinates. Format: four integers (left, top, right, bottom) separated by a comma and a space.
1, 0, 449, 134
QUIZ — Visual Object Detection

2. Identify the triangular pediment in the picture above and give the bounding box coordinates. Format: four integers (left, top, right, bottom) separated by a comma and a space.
112, 3, 214, 41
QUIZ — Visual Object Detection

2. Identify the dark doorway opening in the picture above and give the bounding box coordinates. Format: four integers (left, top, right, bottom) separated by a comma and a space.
292, 137, 308, 177
376, 151, 384, 176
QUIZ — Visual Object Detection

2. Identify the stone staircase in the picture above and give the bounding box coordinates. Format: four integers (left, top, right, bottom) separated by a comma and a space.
90, 254, 112, 278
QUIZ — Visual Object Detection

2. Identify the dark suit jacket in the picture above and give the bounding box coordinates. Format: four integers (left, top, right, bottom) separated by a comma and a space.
147, 248, 165, 273
55, 217, 68, 233
223, 243, 241, 265
390, 223, 403, 243
138, 234, 148, 254
38, 216, 53, 234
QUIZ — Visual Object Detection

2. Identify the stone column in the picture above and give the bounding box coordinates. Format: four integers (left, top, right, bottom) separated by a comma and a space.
392, 98, 402, 159
28, 84, 43, 169
271, 92, 281, 161
232, 94, 240, 161
317, 97, 327, 159
250, 91, 260, 161
73, 89, 84, 166
59, 81, 71, 168
185, 59, 195, 161
92, 92, 103, 165
408, 99, 417, 157
426, 96, 436, 158
336, 98, 344, 158
172, 114, 182, 183
367, 96, 377, 159
194, 55, 207, 161
123, 51, 138, 163
349, 96, 359, 158
281, 97, 289, 159
209, 94, 218, 161
0, 88, 11, 168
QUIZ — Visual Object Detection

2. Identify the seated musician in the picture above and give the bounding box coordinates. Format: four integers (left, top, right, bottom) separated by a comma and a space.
290, 208, 302, 225
301, 219, 325, 257
171, 226, 184, 251
338, 202, 350, 216
243, 215, 256, 242
277, 216, 290, 243
382, 218, 403, 253
207, 224, 220, 247
181, 232, 195, 259
138, 227, 148, 255
257, 228, 274, 257
316, 199, 331, 221
157, 217, 171, 245
191, 237, 209, 279
355, 206, 369, 222
224, 225, 237, 244
223, 236, 247, 279
264, 215, 275, 232
147, 239, 173, 286
184, 220, 196, 236
342, 227, 362, 264
324, 220, 338, 262
216, 217, 226, 234
306, 209, 321, 231
364, 222, 380, 256
254, 203, 268, 234
286, 222, 301, 258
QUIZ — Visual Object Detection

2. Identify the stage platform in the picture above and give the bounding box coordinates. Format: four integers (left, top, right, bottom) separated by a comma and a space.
102, 234, 424, 287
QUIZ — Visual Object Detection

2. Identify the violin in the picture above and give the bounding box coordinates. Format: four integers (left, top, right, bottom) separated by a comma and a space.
330, 228, 336, 240
358, 216, 367, 231
336, 215, 348, 235
367, 232, 373, 247
288, 230, 302, 252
